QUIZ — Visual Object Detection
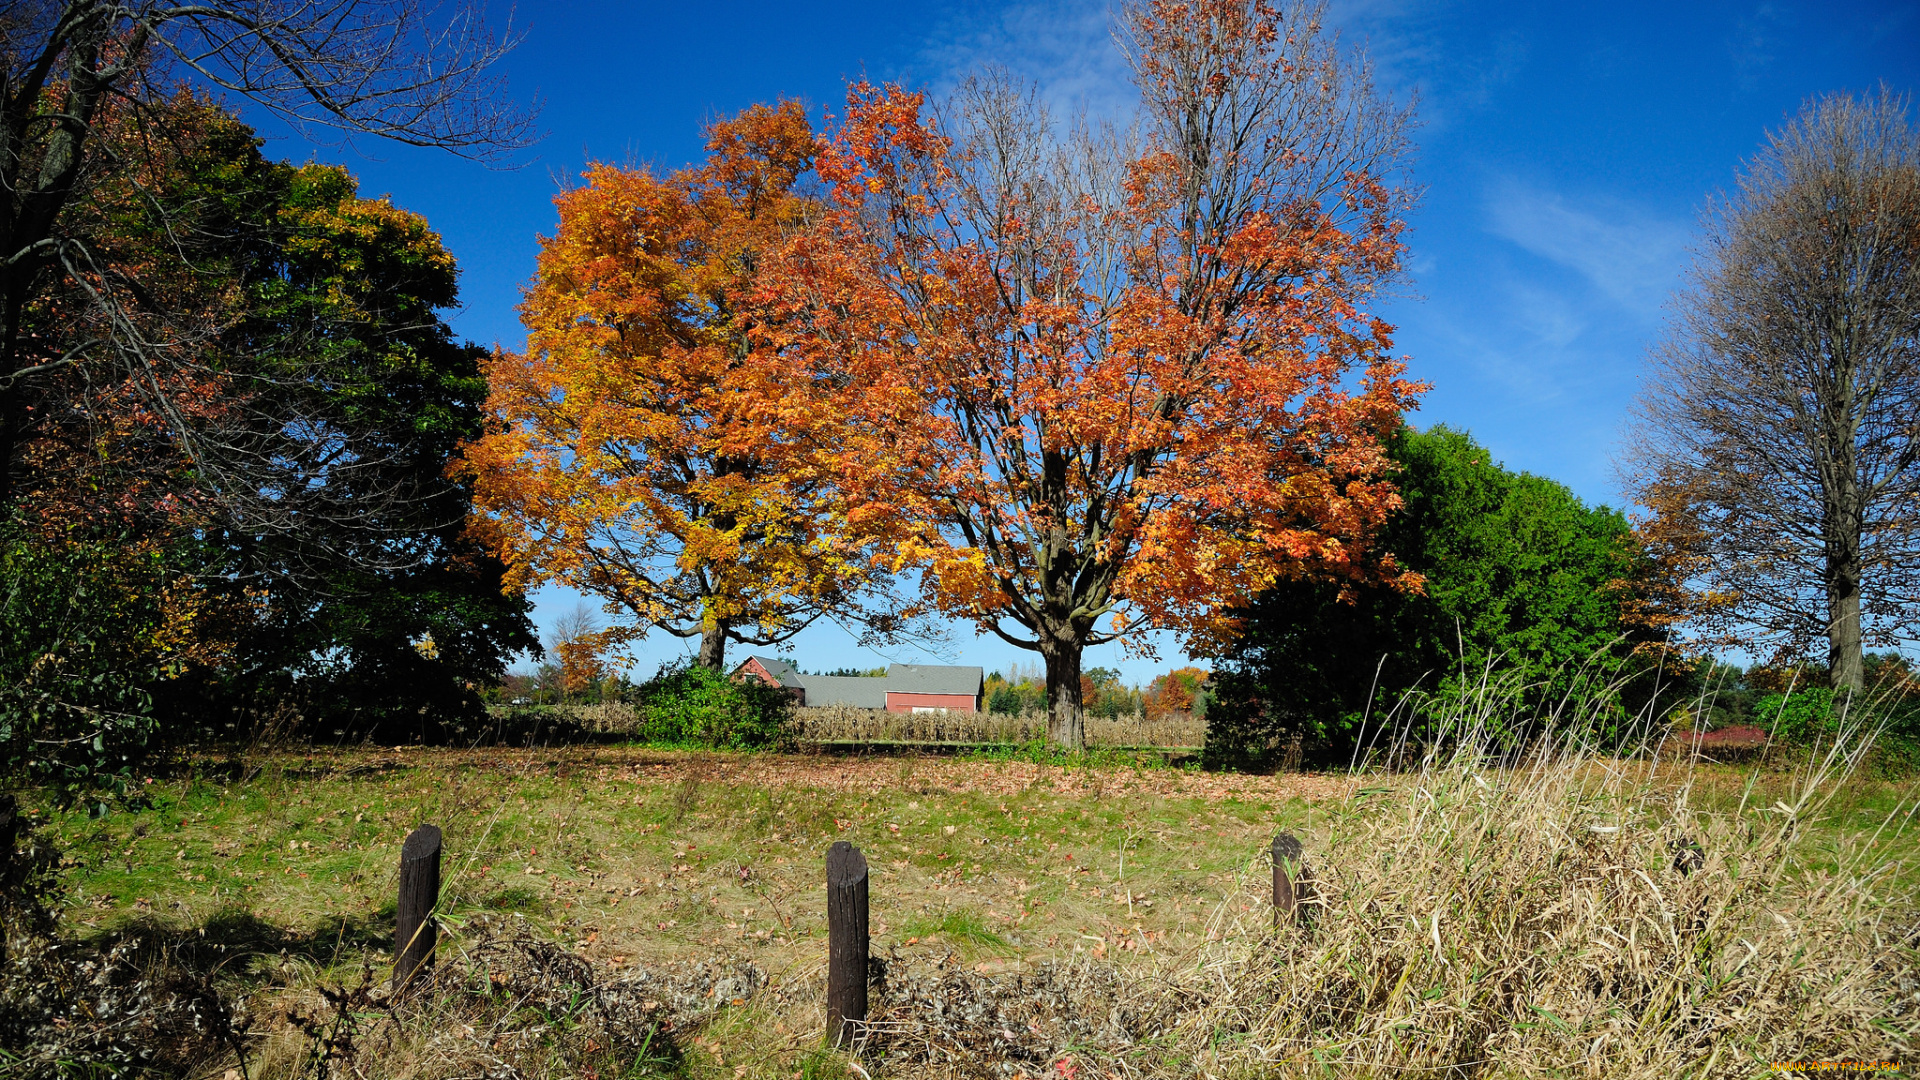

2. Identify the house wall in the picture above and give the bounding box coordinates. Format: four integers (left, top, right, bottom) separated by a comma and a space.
734, 659, 803, 701
884, 692, 980, 714
735, 659, 777, 686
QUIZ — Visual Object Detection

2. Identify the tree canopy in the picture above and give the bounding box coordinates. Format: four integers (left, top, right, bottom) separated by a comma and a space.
762, 0, 1422, 747
1, 0, 529, 528
1202, 425, 1655, 769
462, 102, 916, 672
1625, 89, 1920, 693
2, 97, 534, 791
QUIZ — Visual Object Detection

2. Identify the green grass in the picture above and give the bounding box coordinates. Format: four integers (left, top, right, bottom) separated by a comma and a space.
31, 747, 1306, 971
16, 742, 1917, 1078
898, 907, 1010, 949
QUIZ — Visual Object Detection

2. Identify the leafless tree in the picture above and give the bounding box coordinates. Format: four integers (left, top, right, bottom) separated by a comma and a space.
1626, 88, 1920, 693
0, 0, 533, 533
547, 602, 600, 657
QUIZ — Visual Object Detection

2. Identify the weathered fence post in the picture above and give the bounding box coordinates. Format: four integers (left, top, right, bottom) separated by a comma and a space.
1670, 837, 1705, 877
394, 823, 443, 990
1271, 831, 1304, 927
826, 840, 870, 1046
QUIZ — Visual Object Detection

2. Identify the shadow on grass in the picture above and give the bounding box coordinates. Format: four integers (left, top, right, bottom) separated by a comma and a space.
81, 905, 392, 987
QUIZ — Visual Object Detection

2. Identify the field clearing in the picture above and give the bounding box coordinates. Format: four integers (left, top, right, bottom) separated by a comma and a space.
537, 703, 1210, 749
44, 749, 1353, 967
25, 745, 1920, 1078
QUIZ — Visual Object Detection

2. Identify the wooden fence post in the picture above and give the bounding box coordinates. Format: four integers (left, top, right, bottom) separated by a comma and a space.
394, 823, 443, 991
825, 840, 869, 1046
1271, 831, 1304, 927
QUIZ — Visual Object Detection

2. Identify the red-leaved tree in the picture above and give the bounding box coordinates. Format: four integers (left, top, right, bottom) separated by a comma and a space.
762, 0, 1424, 747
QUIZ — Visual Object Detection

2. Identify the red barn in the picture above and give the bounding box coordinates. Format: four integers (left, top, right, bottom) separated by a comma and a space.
730, 657, 983, 713
732, 655, 806, 701
880, 664, 984, 714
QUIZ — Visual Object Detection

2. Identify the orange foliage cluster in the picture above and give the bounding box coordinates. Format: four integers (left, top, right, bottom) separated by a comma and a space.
766, 79, 1420, 657
1144, 666, 1210, 720
465, 2, 1424, 726
462, 104, 898, 664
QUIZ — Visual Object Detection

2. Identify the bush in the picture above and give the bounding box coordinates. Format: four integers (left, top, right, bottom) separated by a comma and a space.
1202, 425, 1668, 771
632, 663, 791, 749
1752, 686, 1835, 744
0, 530, 165, 803
1749, 681, 1920, 776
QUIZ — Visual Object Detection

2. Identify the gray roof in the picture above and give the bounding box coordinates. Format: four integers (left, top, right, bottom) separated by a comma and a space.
884, 664, 984, 697
795, 674, 890, 709
745, 655, 803, 689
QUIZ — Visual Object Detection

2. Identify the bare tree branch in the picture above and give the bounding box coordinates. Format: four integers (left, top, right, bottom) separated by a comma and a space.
0, 0, 534, 549
1625, 87, 1920, 692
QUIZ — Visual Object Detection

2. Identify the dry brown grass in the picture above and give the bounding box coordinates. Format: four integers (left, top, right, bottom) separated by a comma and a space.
30, 692, 1920, 1078
550, 701, 639, 733
1126, 755, 1918, 1075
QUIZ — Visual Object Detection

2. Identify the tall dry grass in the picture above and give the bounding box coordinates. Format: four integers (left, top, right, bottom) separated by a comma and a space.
546, 701, 637, 733
1113, 673, 1920, 1076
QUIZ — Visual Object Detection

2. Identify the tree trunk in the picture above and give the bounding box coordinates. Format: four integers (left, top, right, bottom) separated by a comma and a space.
1041, 636, 1085, 750
696, 619, 729, 670
1827, 553, 1864, 695
1825, 474, 1865, 695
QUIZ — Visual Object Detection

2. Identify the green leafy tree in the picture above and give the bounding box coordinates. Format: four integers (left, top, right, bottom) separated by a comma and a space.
1203, 426, 1657, 769
0, 533, 170, 802
1, 98, 535, 786
202, 154, 538, 738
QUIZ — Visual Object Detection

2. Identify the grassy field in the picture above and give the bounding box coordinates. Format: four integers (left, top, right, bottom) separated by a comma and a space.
41, 749, 1348, 972
530, 702, 1210, 749
18, 742, 1920, 1078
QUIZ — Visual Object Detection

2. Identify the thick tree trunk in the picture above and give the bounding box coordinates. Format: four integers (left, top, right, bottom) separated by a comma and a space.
696, 619, 729, 670
1825, 477, 1865, 695
1827, 557, 1864, 695
1040, 636, 1085, 750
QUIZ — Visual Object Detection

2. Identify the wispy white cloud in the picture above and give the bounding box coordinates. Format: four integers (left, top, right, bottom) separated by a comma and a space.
1327, 0, 1527, 135
918, 0, 1136, 123
1729, 4, 1786, 88
1483, 179, 1691, 316
913, 0, 1528, 141
1403, 277, 1593, 407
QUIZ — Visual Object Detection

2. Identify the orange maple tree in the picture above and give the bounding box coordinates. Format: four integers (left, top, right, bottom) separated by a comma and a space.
760, 0, 1425, 746
462, 103, 906, 669
1144, 666, 1210, 721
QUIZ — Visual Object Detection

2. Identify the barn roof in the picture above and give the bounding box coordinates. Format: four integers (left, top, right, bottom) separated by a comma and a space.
745, 655, 804, 689
884, 663, 984, 697
794, 674, 890, 709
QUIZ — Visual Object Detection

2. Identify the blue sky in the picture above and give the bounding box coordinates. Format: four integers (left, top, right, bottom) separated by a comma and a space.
247, 0, 1918, 684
